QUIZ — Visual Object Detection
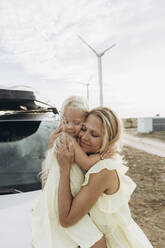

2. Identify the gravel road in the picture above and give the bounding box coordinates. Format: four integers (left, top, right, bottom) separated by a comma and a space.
124, 133, 165, 157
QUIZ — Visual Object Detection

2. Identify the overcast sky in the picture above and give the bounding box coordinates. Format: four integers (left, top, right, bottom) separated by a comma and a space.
0, 0, 164, 117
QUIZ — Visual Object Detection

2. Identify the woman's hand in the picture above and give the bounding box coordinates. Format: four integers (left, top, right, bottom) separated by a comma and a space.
55, 133, 75, 172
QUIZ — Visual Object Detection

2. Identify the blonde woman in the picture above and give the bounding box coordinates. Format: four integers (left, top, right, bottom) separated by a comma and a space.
56, 107, 154, 248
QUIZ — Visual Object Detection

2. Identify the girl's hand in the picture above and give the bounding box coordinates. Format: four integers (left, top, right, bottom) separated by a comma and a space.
48, 124, 63, 149
55, 133, 75, 172
100, 144, 117, 159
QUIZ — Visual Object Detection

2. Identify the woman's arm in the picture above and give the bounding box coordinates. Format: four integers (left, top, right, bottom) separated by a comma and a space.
56, 142, 119, 227
58, 168, 113, 227
59, 168, 119, 227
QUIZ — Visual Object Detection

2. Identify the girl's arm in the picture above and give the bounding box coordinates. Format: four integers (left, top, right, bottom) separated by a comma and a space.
60, 133, 115, 171
74, 139, 100, 170
56, 142, 119, 227
62, 134, 100, 170
48, 124, 63, 149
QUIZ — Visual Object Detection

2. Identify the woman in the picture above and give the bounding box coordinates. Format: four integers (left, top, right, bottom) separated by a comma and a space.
56, 107, 153, 248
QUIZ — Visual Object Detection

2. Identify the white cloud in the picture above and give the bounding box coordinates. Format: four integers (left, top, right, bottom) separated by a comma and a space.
0, 0, 164, 117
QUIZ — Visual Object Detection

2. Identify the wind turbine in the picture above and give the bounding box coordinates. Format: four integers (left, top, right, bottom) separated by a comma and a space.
78, 35, 116, 106
76, 76, 93, 103
77, 81, 90, 102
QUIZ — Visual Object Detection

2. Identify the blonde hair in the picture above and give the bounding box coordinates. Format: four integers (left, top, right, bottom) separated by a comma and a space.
87, 107, 123, 156
60, 96, 89, 122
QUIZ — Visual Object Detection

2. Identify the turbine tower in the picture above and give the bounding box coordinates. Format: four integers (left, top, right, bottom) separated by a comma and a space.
77, 81, 90, 102
78, 35, 116, 106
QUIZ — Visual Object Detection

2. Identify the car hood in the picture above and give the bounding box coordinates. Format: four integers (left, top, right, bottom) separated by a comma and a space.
0, 190, 41, 210
0, 190, 41, 248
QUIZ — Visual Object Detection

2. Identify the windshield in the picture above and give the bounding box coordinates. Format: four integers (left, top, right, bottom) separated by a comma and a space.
0, 119, 58, 194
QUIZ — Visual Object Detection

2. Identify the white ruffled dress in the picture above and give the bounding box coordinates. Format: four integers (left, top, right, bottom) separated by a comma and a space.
82, 158, 153, 248
32, 146, 103, 248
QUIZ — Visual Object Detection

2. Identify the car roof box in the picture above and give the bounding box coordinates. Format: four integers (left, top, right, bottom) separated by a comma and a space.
0, 89, 37, 110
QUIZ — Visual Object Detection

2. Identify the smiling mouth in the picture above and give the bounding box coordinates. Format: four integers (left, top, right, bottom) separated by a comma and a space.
80, 141, 90, 147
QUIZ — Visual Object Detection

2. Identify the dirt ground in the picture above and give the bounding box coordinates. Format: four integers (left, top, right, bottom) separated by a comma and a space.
122, 145, 165, 248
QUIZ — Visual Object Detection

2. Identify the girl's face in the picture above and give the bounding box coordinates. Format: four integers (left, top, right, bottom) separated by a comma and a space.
78, 114, 103, 154
62, 107, 85, 137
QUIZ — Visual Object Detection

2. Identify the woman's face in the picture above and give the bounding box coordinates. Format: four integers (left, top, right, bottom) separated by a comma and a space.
78, 114, 103, 154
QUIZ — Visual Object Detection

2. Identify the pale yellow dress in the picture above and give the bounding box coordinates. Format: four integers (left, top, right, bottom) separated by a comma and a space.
82, 158, 154, 248
32, 146, 103, 248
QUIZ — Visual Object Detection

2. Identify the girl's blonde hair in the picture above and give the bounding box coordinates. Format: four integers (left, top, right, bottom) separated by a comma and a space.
60, 96, 89, 122
87, 107, 123, 156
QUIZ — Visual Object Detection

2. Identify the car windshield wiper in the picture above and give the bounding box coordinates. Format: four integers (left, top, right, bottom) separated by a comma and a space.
0, 188, 23, 195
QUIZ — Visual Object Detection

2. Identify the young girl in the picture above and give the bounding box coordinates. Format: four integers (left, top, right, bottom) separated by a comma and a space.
42, 96, 102, 188
32, 96, 108, 248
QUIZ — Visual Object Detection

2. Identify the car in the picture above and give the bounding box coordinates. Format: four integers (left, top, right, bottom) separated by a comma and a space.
0, 88, 59, 248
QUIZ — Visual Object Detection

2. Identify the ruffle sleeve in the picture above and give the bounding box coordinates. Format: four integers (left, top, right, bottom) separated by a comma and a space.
82, 159, 136, 214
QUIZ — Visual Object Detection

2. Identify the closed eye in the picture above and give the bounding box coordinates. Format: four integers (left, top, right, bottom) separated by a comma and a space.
91, 131, 99, 137
81, 125, 86, 131
73, 121, 81, 125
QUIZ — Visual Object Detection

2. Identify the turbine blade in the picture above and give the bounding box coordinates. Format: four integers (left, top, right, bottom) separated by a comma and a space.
77, 35, 98, 55
102, 43, 116, 55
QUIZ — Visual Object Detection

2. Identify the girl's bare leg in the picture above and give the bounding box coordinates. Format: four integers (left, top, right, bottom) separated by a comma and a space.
90, 236, 107, 248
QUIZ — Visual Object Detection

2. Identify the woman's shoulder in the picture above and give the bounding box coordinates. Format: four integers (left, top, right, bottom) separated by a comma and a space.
82, 156, 136, 198
82, 158, 121, 186
87, 156, 128, 175
84, 158, 137, 214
